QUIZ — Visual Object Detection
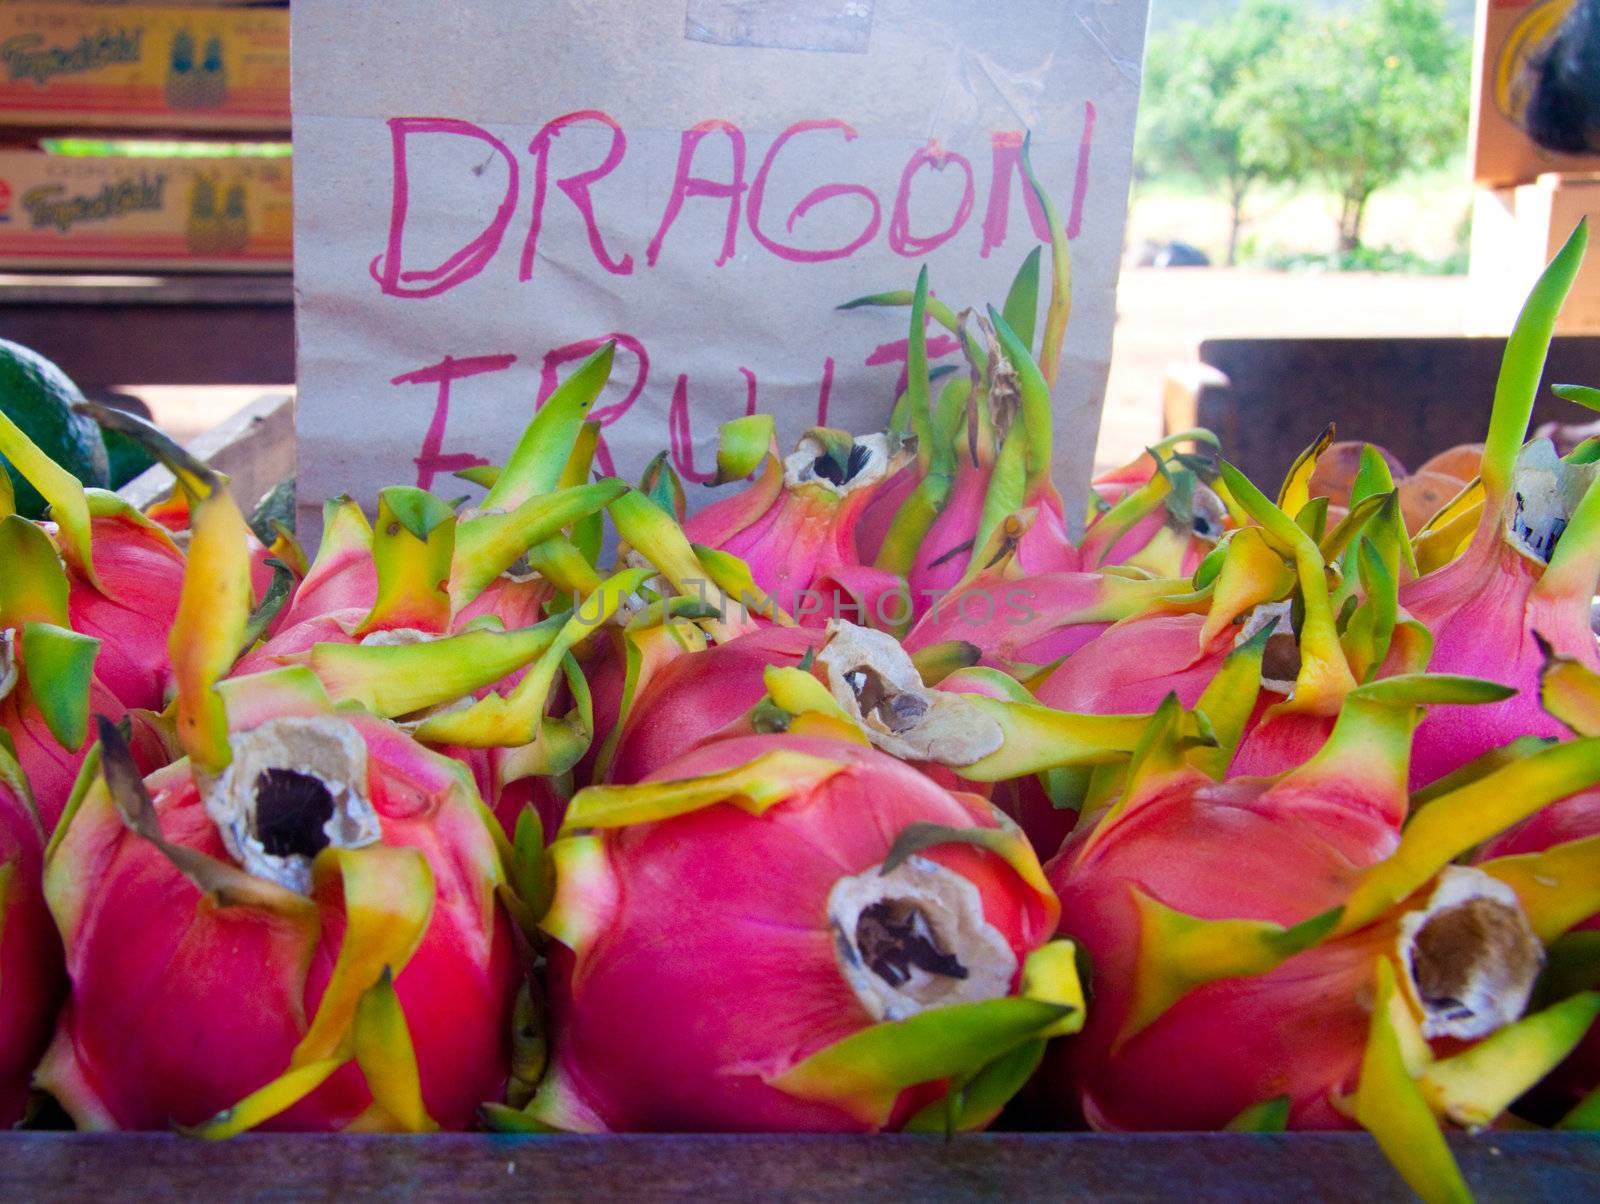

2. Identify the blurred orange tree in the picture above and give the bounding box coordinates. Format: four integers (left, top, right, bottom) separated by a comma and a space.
1229, 0, 1469, 252
1136, 0, 1297, 265
1138, 0, 1470, 258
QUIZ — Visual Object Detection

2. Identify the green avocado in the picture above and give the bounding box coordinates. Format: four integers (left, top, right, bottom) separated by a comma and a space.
101, 425, 157, 490
0, 339, 111, 518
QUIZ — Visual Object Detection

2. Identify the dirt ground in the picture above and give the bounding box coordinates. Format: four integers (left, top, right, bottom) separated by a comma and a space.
1094, 266, 1472, 470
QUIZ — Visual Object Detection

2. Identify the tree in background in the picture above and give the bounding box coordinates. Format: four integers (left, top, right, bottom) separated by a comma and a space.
1230, 0, 1469, 252
1135, 0, 1296, 265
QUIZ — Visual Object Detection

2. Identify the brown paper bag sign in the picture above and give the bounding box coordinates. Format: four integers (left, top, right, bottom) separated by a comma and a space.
291, 0, 1150, 536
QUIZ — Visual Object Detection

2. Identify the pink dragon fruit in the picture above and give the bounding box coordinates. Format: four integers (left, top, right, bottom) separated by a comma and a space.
1207, 452, 1431, 779
590, 616, 1153, 818
1396, 221, 1600, 787
503, 731, 1082, 1133
268, 494, 378, 634
142, 477, 304, 611
0, 738, 64, 1126
1476, 785, 1600, 1123
597, 624, 825, 784
0, 510, 129, 829
36, 453, 519, 1133
882, 292, 1077, 622
900, 511, 1196, 671
61, 504, 184, 711
898, 428, 1336, 686
1023, 550, 1264, 718
1029, 436, 1412, 725
1075, 435, 1228, 579
247, 343, 623, 657
0, 412, 182, 726
1, 406, 185, 713
1039, 675, 1600, 1198
216, 358, 629, 836
1002, 456, 1420, 856
1467, 644, 1600, 1121
673, 413, 910, 628
845, 142, 1081, 622
239, 477, 618, 675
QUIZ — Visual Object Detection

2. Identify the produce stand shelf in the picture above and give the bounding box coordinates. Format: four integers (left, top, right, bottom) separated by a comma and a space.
1, 1132, 1595, 1201
0, 272, 293, 389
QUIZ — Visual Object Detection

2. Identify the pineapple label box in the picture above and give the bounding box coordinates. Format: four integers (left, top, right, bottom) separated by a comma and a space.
291, 0, 1151, 539
0, 150, 291, 269
0, 2, 288, 130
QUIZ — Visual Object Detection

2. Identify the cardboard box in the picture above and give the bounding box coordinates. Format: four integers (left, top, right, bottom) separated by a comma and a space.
0, 149, 291, 269
1470, 0, 1600, 186
0, 4, 288, 131
1469, 173, 1600, 334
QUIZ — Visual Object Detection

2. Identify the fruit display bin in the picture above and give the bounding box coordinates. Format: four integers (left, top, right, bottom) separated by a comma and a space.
6, 223, 1600, 1204
0, 1131, 1597, 1201
23, 383, 1588, 1204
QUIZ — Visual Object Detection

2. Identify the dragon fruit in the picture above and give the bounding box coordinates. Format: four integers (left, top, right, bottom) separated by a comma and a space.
1467, 644, 1600, 1120
239, 478, 618, 671
216, 358, 631, 833
1476, 784, 1600, 1124
36, 454, 519, 1132
889, 297, 1077, 616
591, 618, 1155, 824
1039, 674, 1600, 1198
0, 407, 185, 713
1212, 456, 1430, 779
1023, 525, 1285, 718
1030, 433, 1414, 736
1074, 434, 1228, 580
900, 512, 1195, 672
671, 413, 910, 628
597, 624, 825, 784
0, 738, 64, 1126
142, 475, 305, 612
293, 475, 768, 836
1397, 221, 1600, 787
247, 343, 623, 655
0, 510, 128, 829
503, 731, 1082, 1133
845, 142, 1080, 622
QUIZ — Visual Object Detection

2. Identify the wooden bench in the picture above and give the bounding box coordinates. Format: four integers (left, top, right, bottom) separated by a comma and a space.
1164, 336, 1600, 486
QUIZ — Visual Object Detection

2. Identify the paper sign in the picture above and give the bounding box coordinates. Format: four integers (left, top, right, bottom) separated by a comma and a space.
291, 0, 1150, 536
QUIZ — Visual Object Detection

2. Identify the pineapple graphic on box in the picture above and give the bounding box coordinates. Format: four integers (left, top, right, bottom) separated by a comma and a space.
165, 29, 199, 110
219, 180, 249, 253
198, 35, 228, 109
185, 175, 222, 255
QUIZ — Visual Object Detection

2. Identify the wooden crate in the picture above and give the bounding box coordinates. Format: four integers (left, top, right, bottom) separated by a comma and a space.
115, 389, 292, 511
0, 1131, 1595, 1201
1162, 335, 1600, 487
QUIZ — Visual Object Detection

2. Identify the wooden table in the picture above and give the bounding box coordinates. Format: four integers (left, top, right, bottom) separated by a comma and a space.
1, 1132, 1595, 1201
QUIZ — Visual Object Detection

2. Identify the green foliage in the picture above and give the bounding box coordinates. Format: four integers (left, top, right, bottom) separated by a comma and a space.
1228, 0, 1470, 252
1146, 0, 1474, 37
1136, 0, 1298, 264
1258, 243, 1469, 275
